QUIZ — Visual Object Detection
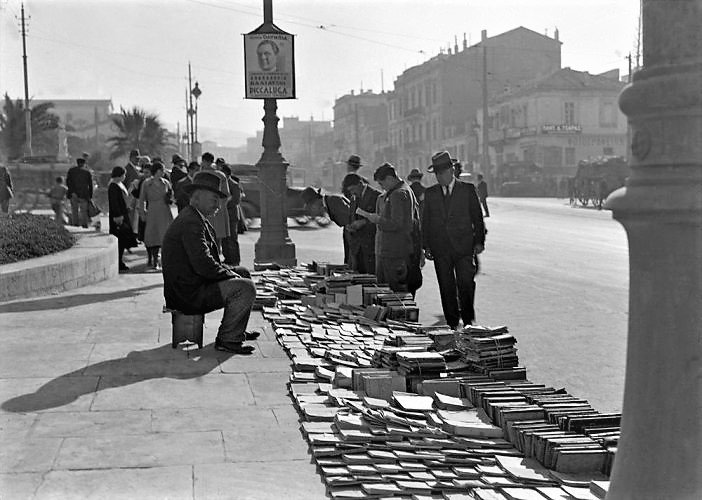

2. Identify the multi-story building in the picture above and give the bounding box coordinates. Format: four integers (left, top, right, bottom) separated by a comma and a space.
484, 67, 627, 186
333, 90, 390, 168
387, 27, 562, 178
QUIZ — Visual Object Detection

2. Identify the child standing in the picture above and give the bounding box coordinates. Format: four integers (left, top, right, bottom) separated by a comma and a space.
48, 176, 68, 225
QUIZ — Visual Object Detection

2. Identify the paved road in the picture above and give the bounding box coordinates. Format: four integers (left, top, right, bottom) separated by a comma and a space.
280, 197, 629, 412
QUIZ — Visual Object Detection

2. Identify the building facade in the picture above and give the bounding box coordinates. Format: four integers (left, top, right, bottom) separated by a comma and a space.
387, 27, 562, 178
485, 67, 627, 186
333, 90, 390, 168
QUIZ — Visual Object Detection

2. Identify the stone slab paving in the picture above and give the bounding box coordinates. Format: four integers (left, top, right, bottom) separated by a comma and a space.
0, 248, 327, 499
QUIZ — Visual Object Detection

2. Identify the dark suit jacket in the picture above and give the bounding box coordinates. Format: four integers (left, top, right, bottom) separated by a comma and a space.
422, 181, 485, 257
323, 194, 351, 227
66, 166, 93, 200
348, 184, 380, 251
162, 206, 239, 314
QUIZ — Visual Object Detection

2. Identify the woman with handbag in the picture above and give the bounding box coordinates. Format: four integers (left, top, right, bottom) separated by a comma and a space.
108, 166, 138, 272
137, 161, 174, 270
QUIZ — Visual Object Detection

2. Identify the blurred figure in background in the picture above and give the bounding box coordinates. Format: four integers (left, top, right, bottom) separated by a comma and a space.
0, 164, 14, 214
220, 163, 242, 266
66, 157, 93, 228
137, 160, 174, 270
48, 176, 68, 225
108, 166, 137, 272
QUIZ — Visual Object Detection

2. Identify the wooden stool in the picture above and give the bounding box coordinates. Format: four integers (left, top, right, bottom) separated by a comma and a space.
165, 308, 204, 349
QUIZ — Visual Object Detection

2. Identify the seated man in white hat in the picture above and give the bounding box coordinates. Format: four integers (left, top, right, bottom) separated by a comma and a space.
161, 171, 259, 354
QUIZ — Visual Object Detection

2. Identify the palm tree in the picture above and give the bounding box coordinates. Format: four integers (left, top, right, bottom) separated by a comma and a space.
0, 94, 59, 160
108, 106, 172, 159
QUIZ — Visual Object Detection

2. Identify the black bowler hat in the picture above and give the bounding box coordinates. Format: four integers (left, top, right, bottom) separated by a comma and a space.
428, 151, 453, 173
184, 171, 228, 198
346, 155, 362, 169
407, 168, 423, 181
130, 149, 140, 158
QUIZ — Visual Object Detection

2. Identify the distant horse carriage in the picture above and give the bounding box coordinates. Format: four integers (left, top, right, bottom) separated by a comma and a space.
569, 156, 630, 209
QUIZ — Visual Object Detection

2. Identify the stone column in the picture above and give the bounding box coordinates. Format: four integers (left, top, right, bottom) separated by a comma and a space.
605, 1, 701, 499
254, 98, 296, 266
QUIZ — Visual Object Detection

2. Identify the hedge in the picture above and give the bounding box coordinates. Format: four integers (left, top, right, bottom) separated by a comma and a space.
0, 214, 75, 264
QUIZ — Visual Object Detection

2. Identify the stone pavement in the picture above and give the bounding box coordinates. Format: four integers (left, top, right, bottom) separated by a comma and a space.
0, 241, 328, 499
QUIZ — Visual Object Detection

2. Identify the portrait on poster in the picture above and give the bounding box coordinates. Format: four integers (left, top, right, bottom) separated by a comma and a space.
244, 31, 295, 99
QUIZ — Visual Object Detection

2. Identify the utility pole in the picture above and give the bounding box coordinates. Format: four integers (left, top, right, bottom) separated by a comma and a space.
187, 63, 196, 160
20, 3, 32, 157
481, 30, 489, 178
627, 53, 633, 83
184, 87, 191, 161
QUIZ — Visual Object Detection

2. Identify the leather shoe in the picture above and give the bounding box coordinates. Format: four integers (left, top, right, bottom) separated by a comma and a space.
214, 339, 255, 354
244, 331, 261, 341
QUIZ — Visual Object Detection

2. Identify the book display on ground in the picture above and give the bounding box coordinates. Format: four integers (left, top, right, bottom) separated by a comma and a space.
252, 265, 619, 498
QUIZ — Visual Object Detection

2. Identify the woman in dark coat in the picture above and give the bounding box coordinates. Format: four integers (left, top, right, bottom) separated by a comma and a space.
108, 166, 137, 271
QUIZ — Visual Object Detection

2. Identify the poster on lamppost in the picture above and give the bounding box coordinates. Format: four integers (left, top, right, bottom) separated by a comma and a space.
244, 28, 295, 99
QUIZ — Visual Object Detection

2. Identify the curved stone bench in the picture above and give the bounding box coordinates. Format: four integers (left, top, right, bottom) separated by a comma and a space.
0, 229, 118, 302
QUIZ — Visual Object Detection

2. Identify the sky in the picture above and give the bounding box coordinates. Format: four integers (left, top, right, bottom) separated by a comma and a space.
0, 0, 641, 147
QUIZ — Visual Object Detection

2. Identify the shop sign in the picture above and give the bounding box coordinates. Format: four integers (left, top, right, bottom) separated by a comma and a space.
541, 124, 582, 134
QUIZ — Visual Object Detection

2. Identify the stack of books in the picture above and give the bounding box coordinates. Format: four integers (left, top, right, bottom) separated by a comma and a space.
455, 326, 520, 373
396, 351, 447, 376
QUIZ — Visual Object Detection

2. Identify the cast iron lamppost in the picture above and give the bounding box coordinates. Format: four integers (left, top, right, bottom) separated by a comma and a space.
245, 0, 296, 266
605, 1, 701, 498
190, 79, 202, 160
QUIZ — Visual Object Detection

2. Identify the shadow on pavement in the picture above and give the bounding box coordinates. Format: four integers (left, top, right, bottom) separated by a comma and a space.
0, 283, 163, 313
1, 344, 233, 412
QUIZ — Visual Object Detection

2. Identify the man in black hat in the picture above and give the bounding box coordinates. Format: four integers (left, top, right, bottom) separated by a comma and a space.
423, 151, 486, 328
346, 154, 362, 174
124, 149, 141, 189
161, 171, 258, 354
407, 168, 426, 213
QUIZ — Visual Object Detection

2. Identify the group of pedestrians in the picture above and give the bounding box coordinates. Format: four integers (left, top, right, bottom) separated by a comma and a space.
107, 150, 244, 273
303, 152, 488, 330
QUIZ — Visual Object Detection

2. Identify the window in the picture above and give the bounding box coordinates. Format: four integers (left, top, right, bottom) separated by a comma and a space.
565, 147, 576, 165
603, 147, 614, 155
564, 102, 575, 125
600, 102, 617, 127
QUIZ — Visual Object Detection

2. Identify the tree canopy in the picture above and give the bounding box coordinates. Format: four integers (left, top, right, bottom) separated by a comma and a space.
107, 106, 172, 159
0, 94, 59, 160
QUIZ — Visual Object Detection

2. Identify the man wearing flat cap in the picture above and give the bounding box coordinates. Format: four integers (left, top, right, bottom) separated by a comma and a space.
357, 163, 420, 293
162, 171, 258, 354
423, 151, 486, 329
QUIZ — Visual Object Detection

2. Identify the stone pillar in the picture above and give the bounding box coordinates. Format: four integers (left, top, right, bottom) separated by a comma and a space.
254, 98, 296, 266
605, 1, 701, 499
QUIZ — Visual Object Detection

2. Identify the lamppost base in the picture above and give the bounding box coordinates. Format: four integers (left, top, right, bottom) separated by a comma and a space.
254, 238, 297, 267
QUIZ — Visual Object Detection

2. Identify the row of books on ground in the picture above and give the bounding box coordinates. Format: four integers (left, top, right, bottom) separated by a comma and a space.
252, 268, 612, 499
253, 264, 420, 322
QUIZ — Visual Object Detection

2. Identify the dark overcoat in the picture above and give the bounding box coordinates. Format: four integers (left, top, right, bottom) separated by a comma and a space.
66, 166, 93, 200
422, 181, 485, 257
161, 206, 239, 314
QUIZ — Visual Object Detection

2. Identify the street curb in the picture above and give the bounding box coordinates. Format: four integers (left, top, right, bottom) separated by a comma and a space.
0, 228, 118, 302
